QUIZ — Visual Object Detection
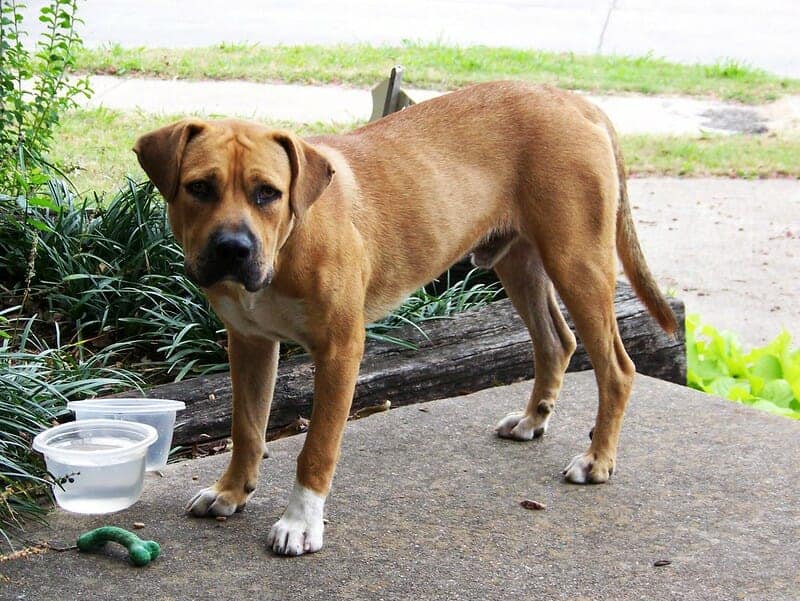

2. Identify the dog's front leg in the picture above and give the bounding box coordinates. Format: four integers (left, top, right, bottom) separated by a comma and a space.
267, 329, 365, 556
187, 333, 278, 516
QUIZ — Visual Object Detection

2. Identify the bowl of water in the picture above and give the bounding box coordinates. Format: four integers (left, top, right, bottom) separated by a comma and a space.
33, 419, 157, 514
67, 398, 185, 470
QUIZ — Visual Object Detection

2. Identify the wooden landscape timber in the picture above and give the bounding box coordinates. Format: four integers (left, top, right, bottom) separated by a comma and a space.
112, 281, 685, 447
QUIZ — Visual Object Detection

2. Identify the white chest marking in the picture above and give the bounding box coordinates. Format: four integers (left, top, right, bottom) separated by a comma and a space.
211, 287, 308, 345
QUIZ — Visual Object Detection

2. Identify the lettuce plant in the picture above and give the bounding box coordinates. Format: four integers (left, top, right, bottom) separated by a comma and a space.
687, 314, 800, 420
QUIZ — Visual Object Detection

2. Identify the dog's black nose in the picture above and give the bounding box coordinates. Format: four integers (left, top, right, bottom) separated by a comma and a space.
213, 230, 254, 264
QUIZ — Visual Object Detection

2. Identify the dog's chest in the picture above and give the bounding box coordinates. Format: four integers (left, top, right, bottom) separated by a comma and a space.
211, 289, 308, 345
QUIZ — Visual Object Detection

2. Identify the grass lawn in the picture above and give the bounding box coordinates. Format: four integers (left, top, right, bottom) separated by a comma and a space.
74, 43, 800, 104
51, 109, 800, 196
51, 109, 356, 194
623, 133, 800, 178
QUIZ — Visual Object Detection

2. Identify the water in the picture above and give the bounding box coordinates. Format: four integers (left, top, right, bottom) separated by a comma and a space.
46, 440, 146, 514
72, 409, 177, 470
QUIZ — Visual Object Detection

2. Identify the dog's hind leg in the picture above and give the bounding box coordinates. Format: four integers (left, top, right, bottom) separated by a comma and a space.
543, 247, 635, 484
493, 239, 576, 440
526, 174, 636, 484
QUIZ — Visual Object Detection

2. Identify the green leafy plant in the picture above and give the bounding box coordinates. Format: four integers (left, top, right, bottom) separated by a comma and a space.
368, 268, 501, 349
0, 0, 90, 195
686, 314, 800, 420
1, 178, 227, 381
0, 0, 99, 550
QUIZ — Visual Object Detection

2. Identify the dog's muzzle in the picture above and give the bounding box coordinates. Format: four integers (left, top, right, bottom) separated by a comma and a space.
189, 227, 271, 292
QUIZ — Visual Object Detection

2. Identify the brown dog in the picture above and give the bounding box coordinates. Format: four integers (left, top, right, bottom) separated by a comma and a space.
134, 81, 677, 556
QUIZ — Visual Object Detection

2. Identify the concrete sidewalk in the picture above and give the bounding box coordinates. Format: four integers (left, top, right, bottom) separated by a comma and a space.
82, 75, 797, 137
3, 372, 799, 599
629, 178, 800, 347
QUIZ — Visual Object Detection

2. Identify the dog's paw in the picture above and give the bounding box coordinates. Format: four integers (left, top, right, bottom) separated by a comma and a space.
266, 483, 325, 556
494, 411, 548, 441
562, 451, 614, 484
267, 516, 323, 556
186, 485, 249, 517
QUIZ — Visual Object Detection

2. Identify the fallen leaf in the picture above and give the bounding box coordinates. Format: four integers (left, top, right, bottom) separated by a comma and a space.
350, 400, 391, 420
267, 417, 310, 442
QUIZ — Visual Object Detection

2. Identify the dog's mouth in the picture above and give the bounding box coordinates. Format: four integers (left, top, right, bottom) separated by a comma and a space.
186, 260, 273, 293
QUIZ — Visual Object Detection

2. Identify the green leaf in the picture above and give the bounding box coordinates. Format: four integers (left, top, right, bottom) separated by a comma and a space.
61, 273, 95, 282
692, 356, 726, 381
26, 195, 59, 210
751, 399, 800, 418
727, 384, 753, 402
707, 376, 737, 398
28, 218, 52, 232
759, 379, 794, 407
746, 371, 766, 397
756, 356, 784, 380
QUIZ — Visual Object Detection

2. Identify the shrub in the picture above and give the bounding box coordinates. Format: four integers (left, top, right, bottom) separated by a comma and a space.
1, 179, 228, 381
1, 0, 90, 195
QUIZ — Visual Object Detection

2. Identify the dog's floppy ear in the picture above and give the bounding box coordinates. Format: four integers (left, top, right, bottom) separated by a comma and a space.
133, 119, 205, 202
274, 133, 334, 219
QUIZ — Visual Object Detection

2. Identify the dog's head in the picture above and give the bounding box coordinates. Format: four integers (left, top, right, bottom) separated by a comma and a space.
134, 119, 333, 292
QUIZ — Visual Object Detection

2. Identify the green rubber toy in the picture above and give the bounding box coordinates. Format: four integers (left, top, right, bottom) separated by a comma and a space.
77, 526, 161, 567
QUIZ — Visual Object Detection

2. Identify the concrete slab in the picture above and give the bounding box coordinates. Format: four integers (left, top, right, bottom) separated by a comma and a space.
83, 76, 380, 123
629, 178, 800, 346
3, 373, 799, 599
80, 75, 779, 136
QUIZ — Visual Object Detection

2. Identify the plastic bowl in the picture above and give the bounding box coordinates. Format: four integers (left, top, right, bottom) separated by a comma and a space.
67, 398, 185, 471
32, 419, 157, 514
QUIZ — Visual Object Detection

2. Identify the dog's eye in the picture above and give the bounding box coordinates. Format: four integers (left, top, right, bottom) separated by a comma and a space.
186, 180, 214, 200
255, 184, 281, 206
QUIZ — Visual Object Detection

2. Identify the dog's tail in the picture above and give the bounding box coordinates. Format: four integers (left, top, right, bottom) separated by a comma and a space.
607, 124, 679, 336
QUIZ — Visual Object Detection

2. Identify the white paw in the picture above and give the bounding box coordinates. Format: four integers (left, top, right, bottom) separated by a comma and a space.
562, 451, 614, 484
495, 411, 548, 441
266, 482, 325, 556
186, 486, 246, 517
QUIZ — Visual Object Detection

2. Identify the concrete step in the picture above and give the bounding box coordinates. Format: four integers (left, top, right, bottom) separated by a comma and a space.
4, 372, 798, 599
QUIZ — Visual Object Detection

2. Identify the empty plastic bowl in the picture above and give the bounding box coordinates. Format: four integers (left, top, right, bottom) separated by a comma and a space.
67, 398, 185, 470
33, 419, 157, 514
